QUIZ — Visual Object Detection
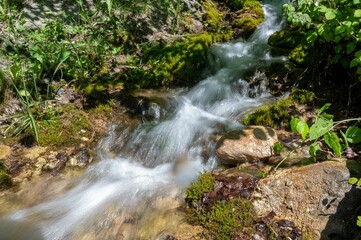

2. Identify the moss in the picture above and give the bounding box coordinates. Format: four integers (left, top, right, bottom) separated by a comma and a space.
201, 0, 223, 30
289, 44, 313, 67
0, 162, 11, 189
200, 198, 255, 240
0, 172, 12, 189
234, 1, 264, 38
268, 30, 305, 49
37, 106, 92, 147
186, 172, 215, 205
242, 89, 315, 128
124, 32, 235, 89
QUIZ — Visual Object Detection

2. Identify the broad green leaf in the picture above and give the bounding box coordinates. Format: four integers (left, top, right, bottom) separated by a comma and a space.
9, 63, 21, 81
309, 117, 333, 141
324, 132, 342, 157
321, 114, 334, 120
309, 142, 321, 157
306, 31, 318, 44
290, 118, 301, 133
316, 103, 331, 115
18, 90, 30, 97
354, 0, 361, 5
355, 9, 361, 18
318, 5, 329, 13
347, 42, 356, 55
349, 177, 359, 184
346, 126, 361, 144
325, 11, 336, 20
358, 179, 361, 187
296, 121, 309, 140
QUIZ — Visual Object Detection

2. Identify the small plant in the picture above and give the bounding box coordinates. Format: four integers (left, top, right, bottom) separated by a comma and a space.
290, 103, 361, 161
186, 171, 215, 205
0, 162, 12, 189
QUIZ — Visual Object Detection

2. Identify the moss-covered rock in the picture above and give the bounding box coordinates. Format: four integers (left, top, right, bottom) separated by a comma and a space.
242, 89, 315, 128
201, 0, 223, 30
186, 172, 215, 205
123, 32, 235, 89
37, 106, 92, 147
268, 30, 305, 49
289, 44, 313, 67
234, 0, 264, 38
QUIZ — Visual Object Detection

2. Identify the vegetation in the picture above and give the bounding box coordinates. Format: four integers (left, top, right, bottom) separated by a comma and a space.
0, 162, 12, 189
242, 89, 315, 128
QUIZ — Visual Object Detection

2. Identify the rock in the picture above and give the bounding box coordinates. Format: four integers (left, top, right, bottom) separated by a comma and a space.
24, 146, 47, 159
252, 161, 361, 239
0, 145, 11, 159
216, 126, 278, 165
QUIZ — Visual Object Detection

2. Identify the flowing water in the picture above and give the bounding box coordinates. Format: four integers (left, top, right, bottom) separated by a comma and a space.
0, 1, 287, 239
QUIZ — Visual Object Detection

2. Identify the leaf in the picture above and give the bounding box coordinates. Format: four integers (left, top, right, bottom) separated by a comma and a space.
18, 90, 30, 97
273, 142, 284, 155
357, 179, 361, 187
354, 0, 361, 5
297, 121, 309, 140
347, 42, 356, 55
324, 132, 342, 157
316, 103, 331, 116
325, 11, 336, 20
349, 177, 359, 185
355, 9, 361, 18
290, 118, 301, 133
306, 30, 318, 44
309, 142, 321, 157
357, 216, 361, 227
309, 118, 333, 141
346, 126, 361, 144
340, 130, 349, 148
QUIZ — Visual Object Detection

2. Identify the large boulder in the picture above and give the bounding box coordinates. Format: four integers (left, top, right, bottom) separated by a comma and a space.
252, 161, 361, 239
216, 126, 278, 165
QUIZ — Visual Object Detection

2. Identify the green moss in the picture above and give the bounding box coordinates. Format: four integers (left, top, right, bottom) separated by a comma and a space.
242, 89, 315, 128
201, 0, 223, 30
268, 30, 305, 49
234, 1, 264, 38
200, 198, 255, 240
0, 172, 12, 189
0, 162, 12, 189
186, 172, 215, 205
124, 32, 235, 89
37, 107, 92, 147
289, 44, 313, 67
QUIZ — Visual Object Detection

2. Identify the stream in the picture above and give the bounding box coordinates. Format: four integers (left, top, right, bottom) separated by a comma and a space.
0, 0, 287, 239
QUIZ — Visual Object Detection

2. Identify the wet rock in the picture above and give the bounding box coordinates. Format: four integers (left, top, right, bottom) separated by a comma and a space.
216, 126, 278, 165
253, 161, 361, 239
67, 148, 93, 168
43, 151, 70, 173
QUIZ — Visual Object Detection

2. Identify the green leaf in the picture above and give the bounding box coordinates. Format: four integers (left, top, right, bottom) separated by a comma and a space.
297, 121, 309, 140
273, 142, 284, 155
355, 9, 361, 18
340, 130, 349, 148
354, 0, 361, 5
316, 103, 331, 116
306, 30, 318, 44
18, 90, 30, 97
309, 118, 333, 141
290, 118, 301, 133
357, 216, 361, 227
325, 11, 336, 20
309, 142, 321, 157
324, 132, 342, 157
346, 126, 361, 144
347, 42, 356, 55
349, 177, 358, 184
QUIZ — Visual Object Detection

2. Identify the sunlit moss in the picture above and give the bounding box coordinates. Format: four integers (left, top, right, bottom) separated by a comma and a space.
289, 44, 312, 67
201, 0, 223, 30
186, 172, 215, 205
242, 89, 315, 128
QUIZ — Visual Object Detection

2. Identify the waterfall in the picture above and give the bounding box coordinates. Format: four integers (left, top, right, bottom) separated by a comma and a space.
0, 1, 287, 239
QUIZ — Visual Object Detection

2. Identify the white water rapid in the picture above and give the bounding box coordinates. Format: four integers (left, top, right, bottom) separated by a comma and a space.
0, 1, 287, 239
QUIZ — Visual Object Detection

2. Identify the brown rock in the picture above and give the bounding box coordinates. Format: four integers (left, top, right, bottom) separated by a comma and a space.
216, 126, 278, 165
0, 145, 11, 159
252, 161, 361, 239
